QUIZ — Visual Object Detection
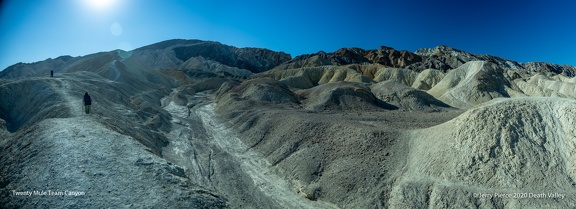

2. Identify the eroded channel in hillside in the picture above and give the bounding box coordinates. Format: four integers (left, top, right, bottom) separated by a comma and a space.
161, 93, 338, 208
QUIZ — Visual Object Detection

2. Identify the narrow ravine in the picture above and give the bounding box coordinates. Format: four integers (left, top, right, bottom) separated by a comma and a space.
162, 97, 214, 189
196, 103, 339, 209
162, 94, 283, 208
160, 90, 339, 208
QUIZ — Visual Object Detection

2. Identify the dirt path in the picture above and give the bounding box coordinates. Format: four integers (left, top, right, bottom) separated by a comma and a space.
1, 114, 214, 208
61, 81, 83, 117
54, 78, 83, 117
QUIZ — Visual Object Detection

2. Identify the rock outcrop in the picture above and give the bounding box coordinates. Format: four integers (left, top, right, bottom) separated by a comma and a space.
272, 47, 423, 71
522, 62, 576, 77
411, 45, 525, 71
270, 44, 576, 76
371, 80, 451, 112
172, 41, 291, 73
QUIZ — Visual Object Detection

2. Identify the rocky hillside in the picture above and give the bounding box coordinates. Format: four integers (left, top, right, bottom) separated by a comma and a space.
0, 39, 291, 79
273, 45, 576, 76
1, 39, 576, 208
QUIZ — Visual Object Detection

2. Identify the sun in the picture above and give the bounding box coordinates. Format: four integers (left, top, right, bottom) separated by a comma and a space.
84, 0, 116, 10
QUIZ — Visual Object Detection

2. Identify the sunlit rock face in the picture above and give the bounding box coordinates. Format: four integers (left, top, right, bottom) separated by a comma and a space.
2, 39, 576, 208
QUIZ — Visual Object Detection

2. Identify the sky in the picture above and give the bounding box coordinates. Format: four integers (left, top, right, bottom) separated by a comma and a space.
1, 0, 575, 71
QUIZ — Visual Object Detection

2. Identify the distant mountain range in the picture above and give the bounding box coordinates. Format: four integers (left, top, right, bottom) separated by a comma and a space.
273, 45, 576, 76
1, 39, 575, 79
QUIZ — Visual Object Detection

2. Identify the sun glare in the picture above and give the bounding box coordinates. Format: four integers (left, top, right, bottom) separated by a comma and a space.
84, 0, 116, 10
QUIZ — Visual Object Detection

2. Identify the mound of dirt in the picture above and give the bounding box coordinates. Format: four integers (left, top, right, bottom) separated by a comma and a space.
344, 64, 383, 79
370, 80, 452, 112
373, 68, 418, 85
215, 77, 301, 113
514, 73, 576, 98
427, 61, 513, 109
392, 97, 576, 208
298, 82, 393, 111
260, 66, 373, 89
411, 69, 445, 90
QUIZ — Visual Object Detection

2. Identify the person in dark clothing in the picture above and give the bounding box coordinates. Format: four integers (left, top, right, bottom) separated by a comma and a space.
83, 92, 92, 114
50, 70, 53, 77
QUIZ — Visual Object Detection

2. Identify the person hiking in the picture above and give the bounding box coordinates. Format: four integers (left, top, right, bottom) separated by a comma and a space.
83, 92, 92, 114
50, 70, 54, 77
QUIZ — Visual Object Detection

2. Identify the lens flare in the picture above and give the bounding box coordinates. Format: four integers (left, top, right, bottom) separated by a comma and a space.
110, 22, 122, 36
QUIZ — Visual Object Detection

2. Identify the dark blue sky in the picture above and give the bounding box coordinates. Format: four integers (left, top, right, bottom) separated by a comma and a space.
1, 0, 575, 71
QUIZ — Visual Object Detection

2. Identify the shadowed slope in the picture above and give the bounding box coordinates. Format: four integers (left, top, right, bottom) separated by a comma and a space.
298, 82, 393, 111
260, 66, 373, 89
371, 80, 452, 112
0, 72, 173, 155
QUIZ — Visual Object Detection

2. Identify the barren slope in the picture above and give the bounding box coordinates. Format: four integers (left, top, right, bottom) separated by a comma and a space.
393, 97, 576, 208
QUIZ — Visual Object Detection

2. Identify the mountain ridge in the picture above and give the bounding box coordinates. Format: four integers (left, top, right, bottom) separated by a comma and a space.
2, 39, 576, 78
274, 44, 576, 76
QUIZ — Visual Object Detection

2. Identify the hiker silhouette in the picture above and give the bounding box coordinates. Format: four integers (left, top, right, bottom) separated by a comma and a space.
83, 92, 92, 114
